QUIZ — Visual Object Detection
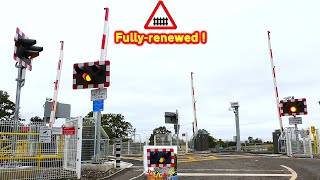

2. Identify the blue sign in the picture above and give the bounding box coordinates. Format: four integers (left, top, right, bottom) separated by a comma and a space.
93, 100, 104, 112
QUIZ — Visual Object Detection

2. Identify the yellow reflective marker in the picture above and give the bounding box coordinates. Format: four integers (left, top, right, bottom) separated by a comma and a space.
159, 157, 165, 163
82, 73, 92, 82
311, 126, 315, 134
290, 106, 297, 112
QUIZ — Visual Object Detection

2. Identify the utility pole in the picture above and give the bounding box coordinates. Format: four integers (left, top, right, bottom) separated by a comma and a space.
229, 102, 241, 151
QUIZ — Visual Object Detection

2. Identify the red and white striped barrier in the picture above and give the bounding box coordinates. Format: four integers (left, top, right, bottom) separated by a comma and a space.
100, 7, 109, 62
267, 31, 283, 132
190, 72, 198, 135
49, 41, 64, 127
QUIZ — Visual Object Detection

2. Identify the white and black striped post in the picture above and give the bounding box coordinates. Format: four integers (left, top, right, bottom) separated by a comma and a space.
116, 139, 121, 168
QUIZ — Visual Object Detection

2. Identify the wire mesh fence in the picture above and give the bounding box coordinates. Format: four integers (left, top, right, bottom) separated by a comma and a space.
81, 117, 109, 163
109, 139, 144, 156
0, 117, 82, 180
154, 133, 172, 146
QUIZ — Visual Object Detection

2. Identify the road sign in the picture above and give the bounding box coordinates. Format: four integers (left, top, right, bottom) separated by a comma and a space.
144, 1, 177, 30
91, 88, 107, 101
62, 127, 75, 135
93, 100, 104, 112
21, 126, 29, 132
52, 127, 62, 135
311, 126, 315, 134
289, 117, 302, 125
165, 112, 177, 124
39, 126, 52, 143
44, 101, 71, 119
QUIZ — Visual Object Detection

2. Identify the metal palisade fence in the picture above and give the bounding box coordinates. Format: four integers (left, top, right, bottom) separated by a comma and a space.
0, 116, 83, 180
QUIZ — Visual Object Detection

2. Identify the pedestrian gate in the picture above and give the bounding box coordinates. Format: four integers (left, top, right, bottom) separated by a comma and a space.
285, 127, 313, 158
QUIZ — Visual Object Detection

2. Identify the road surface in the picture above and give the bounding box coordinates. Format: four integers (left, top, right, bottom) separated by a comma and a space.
108, 154, 320, 180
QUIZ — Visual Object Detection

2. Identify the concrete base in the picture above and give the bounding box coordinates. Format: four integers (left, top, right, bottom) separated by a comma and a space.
82, 162, 114, 172
122, 154, 142, 157
314, 154, 320, 159
292, 154, 313, 158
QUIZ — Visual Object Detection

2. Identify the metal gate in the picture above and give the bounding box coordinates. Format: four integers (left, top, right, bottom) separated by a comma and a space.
285, 127, 313, 158
0, 116, 83, 180
63, 116, 83, 179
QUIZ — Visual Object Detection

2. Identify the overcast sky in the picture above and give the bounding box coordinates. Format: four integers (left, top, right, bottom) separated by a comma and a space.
1, 0, 320, 142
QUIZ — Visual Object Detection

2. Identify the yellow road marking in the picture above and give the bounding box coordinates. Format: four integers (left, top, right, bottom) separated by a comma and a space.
210, 156, 219, 160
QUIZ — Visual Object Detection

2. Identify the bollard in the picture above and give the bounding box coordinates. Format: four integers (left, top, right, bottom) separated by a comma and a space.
116, 140, 121, 168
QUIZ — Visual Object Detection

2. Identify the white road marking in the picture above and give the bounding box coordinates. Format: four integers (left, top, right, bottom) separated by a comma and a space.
280, 165, 298, 180
178, 168, 285, 172
128, 172, 145, 180
177, 173, 292, 177
130, 166, 144, 168
128, 166, 297, 178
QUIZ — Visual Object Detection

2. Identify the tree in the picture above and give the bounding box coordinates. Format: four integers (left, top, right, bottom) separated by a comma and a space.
198, 129, 209, 134
30, 116, 43, 123
248, 136, 253, 143
217, 139, 225, 147
0, 90, 15, 121
148, 126, 171, 145
86, 112, 133, 141
208, 135, 216, 148
253, 138, 263, 144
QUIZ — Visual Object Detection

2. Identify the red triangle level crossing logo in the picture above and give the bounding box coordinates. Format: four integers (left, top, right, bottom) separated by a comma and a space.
144, 0, 177, 30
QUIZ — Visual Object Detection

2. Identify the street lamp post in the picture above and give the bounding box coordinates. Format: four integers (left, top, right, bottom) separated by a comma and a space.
229, 102, 241, 151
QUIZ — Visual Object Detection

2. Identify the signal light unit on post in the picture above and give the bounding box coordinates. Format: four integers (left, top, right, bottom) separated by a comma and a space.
73, 60, 110, 89
279, 98, 307, 117
279, 97, 308, 152
14, 27, 43, 71
147, 148, 174, 168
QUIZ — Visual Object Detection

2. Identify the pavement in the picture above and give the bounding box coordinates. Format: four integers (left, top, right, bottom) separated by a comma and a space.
107, 153, 320, 180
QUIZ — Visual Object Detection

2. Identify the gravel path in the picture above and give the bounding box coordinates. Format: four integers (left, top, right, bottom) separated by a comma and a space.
81, 168, 119, 180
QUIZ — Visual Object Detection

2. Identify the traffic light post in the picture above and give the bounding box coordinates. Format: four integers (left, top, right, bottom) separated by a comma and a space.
12, 63, 25, 157
165, 110, 180, 150
279, 97, 308, 154
72, 7, 110, 164
12, 28, 43, 157
73, 61, 110, 164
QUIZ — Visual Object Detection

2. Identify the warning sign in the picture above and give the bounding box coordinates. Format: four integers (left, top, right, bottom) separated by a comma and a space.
63, 127, 75, 135
39, 126, 52, 143
144, 0, 177, 30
